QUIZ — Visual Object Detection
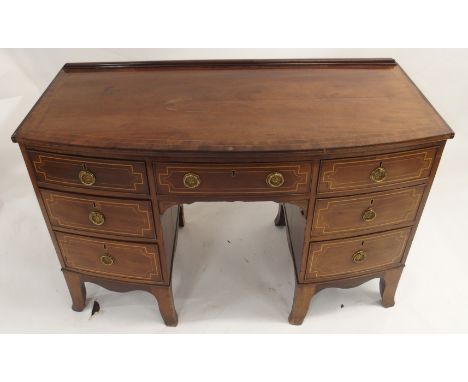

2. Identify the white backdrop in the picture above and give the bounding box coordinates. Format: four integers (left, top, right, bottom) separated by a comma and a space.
0, 49, 467, 333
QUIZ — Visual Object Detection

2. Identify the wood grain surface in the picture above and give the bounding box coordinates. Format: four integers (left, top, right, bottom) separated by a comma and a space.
41, 189, 156, 239
12, 59, 453, 152
311, 185, 425, 239
56, 232, 162, 282
306, 228, 411, 280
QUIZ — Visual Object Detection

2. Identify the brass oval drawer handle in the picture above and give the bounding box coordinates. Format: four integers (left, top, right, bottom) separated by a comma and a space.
89, 211, 105, 226
183, 173, 201, 188
362, 207, 377, 222
100, 254, 114, 266
266, 172, 285, 188
352, 250, 367, 264
370, 166, 387, 183
79, 169, 96, 186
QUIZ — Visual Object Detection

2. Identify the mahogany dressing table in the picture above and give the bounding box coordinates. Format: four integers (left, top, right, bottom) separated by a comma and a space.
11, 59, 454, 326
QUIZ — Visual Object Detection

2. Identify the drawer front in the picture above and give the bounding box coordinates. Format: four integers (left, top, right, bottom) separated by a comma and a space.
56, 232, 162, 281
30, 151, 148, 194
42, 190, 155, 239
311, 185, 424, 238
306, 228, 411, 280
155, 163, 311, 195
318, 147, 437, 194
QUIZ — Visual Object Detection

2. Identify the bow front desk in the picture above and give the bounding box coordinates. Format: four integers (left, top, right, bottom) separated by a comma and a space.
11, 59, 454, 326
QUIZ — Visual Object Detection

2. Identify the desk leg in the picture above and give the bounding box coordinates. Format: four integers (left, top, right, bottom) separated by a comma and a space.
380, 267, 403, 308
62, 270, 87, 312
274, 203, 286, 226
288, 283, 317, 325
178, 205, 185, 227
151, 285, 178, 326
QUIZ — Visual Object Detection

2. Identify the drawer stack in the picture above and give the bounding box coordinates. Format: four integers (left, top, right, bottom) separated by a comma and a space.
29, 151, 164, 283
304, 147, 438, 282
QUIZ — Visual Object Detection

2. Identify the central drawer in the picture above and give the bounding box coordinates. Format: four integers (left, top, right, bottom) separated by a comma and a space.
155, 163, 311, 195
55, 232, 162, 282
311, 184, 425, 239
41, 190, 156, 239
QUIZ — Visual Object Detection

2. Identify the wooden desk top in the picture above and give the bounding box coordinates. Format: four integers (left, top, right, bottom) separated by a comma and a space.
12, 59, 454, 153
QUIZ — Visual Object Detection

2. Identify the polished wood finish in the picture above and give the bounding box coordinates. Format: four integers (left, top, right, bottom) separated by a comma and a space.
41, 190, 156, 239
12, 59, 453, 153
380, 267, 404, 308
311, 185, 425, 239
288, 266, 405, 325
11, 59, 453, 326
62, 269, 178, 326
318, 147, 437, 194
178, 205, 185, 228
288, 283, 317, 325
156, 162, 311, 195
305, 228, 411, 280
274, 204, 286, 226
56, 232, 162, 282
150, 286, 178, 327
62, 270, 87, 312
29, 151, 149, 194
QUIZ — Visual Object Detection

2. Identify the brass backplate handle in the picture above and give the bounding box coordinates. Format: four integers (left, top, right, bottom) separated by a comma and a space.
89, 210, 105, 226
79, 169, 96, 186
362, 207, 377, 222
183, 173, 201, 188
352, 250, 367, 264
266, 172, 285, 187
100, 254, 114, 266
370, 166, 387, 183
